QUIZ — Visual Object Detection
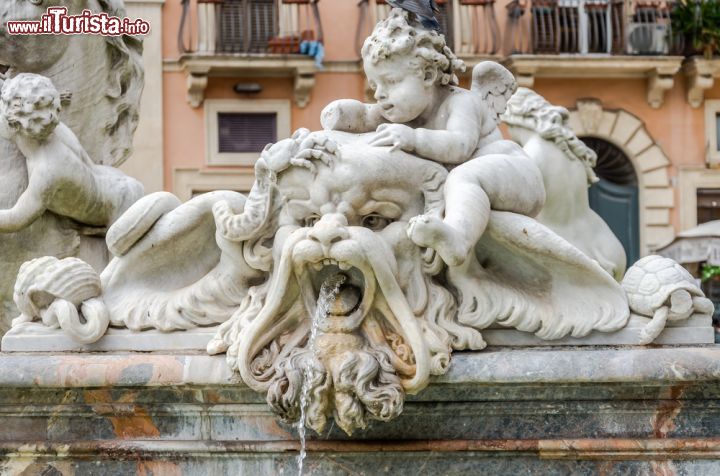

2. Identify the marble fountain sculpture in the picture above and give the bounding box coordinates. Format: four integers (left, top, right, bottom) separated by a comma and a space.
0, 0, 144, 335
1, 8, 716, 440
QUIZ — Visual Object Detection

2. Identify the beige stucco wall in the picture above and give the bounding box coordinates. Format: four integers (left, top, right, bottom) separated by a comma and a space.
120, 0, 165, 193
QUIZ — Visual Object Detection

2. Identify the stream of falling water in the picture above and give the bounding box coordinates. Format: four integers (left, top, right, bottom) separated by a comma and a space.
297, 273, 346, 476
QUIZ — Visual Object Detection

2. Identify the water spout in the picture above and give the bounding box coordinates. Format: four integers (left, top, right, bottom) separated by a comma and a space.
297, 272, 346, 475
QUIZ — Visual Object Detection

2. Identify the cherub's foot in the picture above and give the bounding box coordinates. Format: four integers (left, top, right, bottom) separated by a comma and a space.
407, 215, 470, 267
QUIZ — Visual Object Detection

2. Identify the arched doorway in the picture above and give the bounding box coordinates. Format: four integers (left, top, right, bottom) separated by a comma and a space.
569, 101, 675, 257
581, 137, 640, 268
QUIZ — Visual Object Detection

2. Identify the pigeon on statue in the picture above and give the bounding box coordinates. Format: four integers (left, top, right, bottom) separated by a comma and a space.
386, 0, 441, 31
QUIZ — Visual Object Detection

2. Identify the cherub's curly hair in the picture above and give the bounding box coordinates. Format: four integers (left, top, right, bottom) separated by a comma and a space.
0, 73, 60, 141
362, 9, 465, 86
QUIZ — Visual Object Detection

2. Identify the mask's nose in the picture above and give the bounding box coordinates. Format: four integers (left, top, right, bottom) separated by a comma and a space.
308, 213, 350, 251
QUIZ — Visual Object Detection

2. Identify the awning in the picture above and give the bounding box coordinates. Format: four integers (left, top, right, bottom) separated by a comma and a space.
654, 220, 720, 265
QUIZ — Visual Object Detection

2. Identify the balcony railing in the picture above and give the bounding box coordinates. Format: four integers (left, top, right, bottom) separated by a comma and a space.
356, 0, 683, 57
356, 0, 501, 55
517, 0, 678, 55
179, 0, 323, 55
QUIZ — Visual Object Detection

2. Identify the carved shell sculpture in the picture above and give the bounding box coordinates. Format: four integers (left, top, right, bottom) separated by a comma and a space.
13, 256, 109, 343
622, 255, 714, 344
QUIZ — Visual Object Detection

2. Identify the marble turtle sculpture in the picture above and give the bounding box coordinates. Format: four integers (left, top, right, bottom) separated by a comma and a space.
622, 255, 714, 344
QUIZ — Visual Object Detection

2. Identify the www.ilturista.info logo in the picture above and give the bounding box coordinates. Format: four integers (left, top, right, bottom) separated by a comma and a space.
6, 7, 150, 36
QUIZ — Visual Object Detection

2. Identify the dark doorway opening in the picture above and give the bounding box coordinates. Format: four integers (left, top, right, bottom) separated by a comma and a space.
581, 137, 640, 268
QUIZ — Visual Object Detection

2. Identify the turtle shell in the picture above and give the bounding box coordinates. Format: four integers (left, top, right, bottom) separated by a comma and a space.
621, 255, 701, 316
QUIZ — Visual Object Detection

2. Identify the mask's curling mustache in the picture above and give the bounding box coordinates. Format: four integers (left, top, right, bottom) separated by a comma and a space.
250, 301, 309, 383
237, 228, 308, 392
293, 250, 319, 321
356, 228, 429, 394
213, 281, 270, 358
362, 312, 415, 376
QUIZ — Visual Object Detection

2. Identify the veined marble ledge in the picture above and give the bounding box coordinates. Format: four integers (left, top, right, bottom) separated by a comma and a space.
2, 346, 720, 473
2, 345, 720, 390
2, 314, 713, 353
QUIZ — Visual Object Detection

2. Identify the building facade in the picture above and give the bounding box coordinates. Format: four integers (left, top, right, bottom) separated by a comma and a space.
131, 0, 720, 263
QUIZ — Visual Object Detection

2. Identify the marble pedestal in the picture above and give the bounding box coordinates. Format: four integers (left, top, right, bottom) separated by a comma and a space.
2, 315, 713, 352
1, 346, 720, 474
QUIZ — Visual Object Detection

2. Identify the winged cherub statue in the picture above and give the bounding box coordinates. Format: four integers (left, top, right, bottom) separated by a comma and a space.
320, 9, 543, 266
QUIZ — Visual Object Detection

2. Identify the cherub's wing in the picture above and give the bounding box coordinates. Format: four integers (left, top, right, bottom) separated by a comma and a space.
471, 62, 518, 122
448, 211, 630, 340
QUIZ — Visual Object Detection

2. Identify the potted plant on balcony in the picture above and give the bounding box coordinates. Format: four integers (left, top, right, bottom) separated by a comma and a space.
671, 0, 720, 58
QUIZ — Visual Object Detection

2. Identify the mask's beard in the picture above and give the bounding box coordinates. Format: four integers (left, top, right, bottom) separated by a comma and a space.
356, 229, 430, 393
266, 335, 404, 436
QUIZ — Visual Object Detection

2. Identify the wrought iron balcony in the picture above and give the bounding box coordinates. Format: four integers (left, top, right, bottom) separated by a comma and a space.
177, 0, 324, 109
501, 0, 687, 109
179, 0, 323, 55
355, 1, 689, 107
356, 0, 502, 58
517, 0, 679, 56
356, 0, 684, 58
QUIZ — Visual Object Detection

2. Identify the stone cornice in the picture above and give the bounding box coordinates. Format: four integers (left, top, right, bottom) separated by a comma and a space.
178, 55, 319, 108
503, 55, 684, 108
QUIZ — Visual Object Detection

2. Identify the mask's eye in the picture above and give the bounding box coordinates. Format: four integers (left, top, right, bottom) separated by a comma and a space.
27, 0, 43, 5
303, 214, 320, 227
361, 214, 393, 231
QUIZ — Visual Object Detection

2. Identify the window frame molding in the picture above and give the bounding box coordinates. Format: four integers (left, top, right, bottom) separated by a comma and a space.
174, 168, 256, 202
205, 98, 291, 167
705, 99, 720, 167
678, 166, 720, 230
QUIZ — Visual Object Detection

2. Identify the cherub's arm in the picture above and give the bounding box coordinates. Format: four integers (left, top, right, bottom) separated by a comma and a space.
371, 96, 484, 165
321, 99, 386, 133
414, 94, 485, 164
0, 180, 47, 233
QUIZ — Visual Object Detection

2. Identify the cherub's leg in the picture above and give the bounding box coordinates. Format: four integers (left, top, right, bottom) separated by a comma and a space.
408, 154, 545, 267
408, 174, 490, 267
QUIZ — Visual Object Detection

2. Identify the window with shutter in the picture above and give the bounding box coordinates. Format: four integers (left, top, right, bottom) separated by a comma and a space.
205, 99, 291, 167
218, 113, 277, 154
219, 0, 246, 53
219, 0, 278, 53
248, 0, 277, 53
697, 189, 720, 225
706, 100, 720, 166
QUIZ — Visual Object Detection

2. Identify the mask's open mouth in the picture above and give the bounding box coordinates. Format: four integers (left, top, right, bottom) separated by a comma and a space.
300, 260, 376, 332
